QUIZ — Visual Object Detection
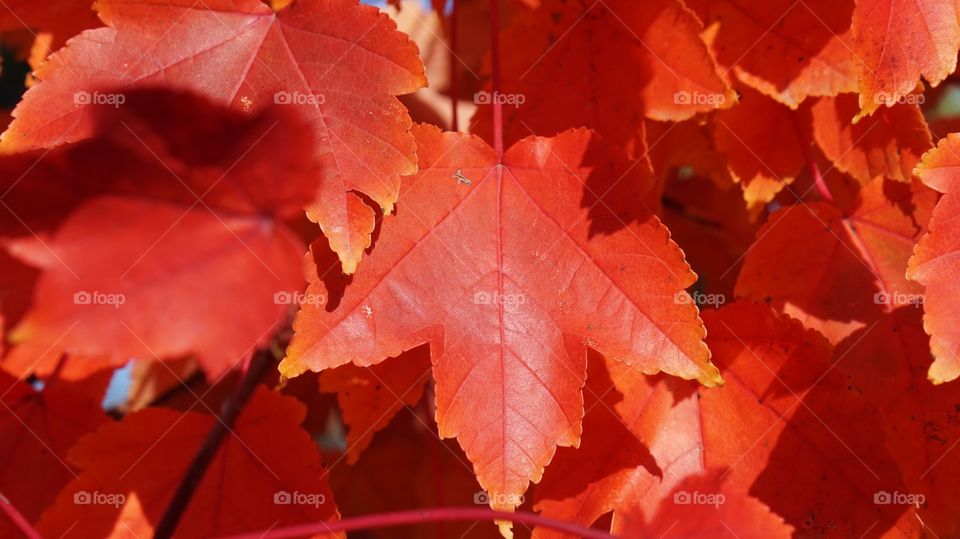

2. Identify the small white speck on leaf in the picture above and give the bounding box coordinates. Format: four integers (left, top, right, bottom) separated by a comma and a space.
453, 169, 472, 186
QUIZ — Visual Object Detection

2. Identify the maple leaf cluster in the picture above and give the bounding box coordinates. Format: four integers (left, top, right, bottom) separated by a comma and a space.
2, 0, 960, 538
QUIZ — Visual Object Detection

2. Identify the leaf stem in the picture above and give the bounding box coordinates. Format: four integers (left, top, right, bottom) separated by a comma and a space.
792, 115, 833, 203
806, 150, 833, 203
216, 507, 617, 539
449, 0, 459, 132
153, 347, 276, 539
44, 353, 69, 389
489, 0, 504, 159
0, 492, 41, 539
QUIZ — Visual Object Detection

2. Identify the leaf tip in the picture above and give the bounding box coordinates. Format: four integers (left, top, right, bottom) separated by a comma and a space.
340, 257, 359, 275
699, 361, 724, 388
927, 355, 960, 386
496, 519, 514, 539
277, 356, 307, 380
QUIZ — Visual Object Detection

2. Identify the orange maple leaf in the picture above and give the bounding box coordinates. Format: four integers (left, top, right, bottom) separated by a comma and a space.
279, 124, 721, 535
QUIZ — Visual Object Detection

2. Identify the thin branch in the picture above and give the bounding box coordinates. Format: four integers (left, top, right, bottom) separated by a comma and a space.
449, 0, 459, 132
153, 347, 277, 539
489, 0, 504, 159
792, 115, 833, 203
43, 353, 69, 390
215, 506, 617, 539
0, 492, 41, 539
806, 149, 834, 203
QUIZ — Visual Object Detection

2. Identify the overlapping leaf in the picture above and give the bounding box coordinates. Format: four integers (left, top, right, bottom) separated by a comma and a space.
619, 471, 793, 538
328, 414, 492, 539
737, 177, 935, 343
472, 0, 734, 153
1, 0, 426, 273
710, 87, 935, 209
0, 0, 101, 53
712, 86, 806, 208
659, 172, 760, 296
687, 0, 857, 108
320, 345, 432, 463
35, 387, 339, 538
0, 370, 107, 537
533, 302, 916, 538
852, 0, 960, 117
2, 89, 316, 379
908, 133, 960, 382
646, 119, 734, 192
836, 307, 960, 537
810, 93, 932, 184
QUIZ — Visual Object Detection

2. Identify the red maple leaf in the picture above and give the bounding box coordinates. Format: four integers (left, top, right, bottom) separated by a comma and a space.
1, 0, 426, 273
35, 387, 339, 538
0, 370, 107, 537
533, 302, 916, 537
471, 0, 734, 153
279, 123, 721, 534
852, 0, 960, 117
2, 89, 317, 379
